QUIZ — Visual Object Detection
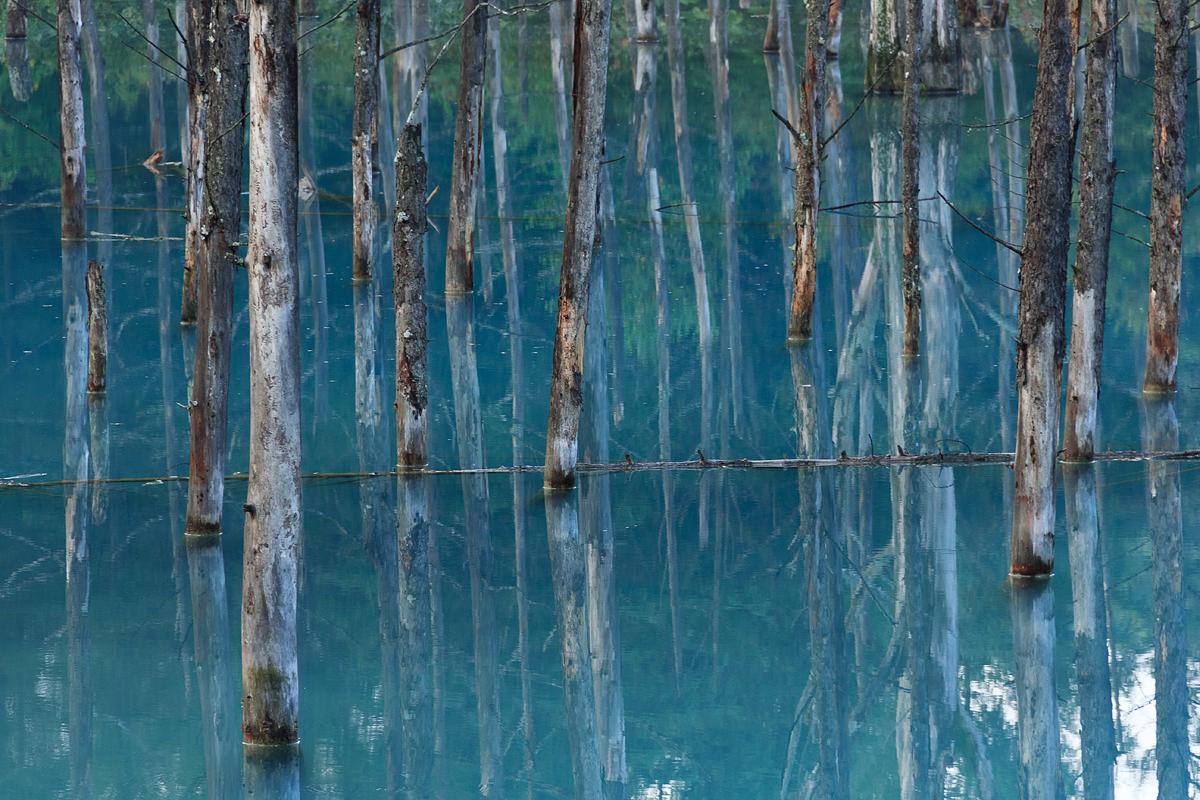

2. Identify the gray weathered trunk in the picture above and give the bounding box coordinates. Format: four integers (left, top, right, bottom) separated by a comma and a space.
1011, 580, 1061, 800
786, 0, 830, 340
6, 0, 30, 101
900, 0, 920, 355
544, 0, 613, 489
1143, 0, 1187, 393
182, 0, 210, 325
57, 0, 87, 240
79, 0, 112, 255
444, 0, 487, 294
867, 0, 903, 91
1011, 0, 1078, 576
1063, 466, 1117, 800
1062, 0, 1116, 460
919, 0, 961, 92
395, 124, 429, 468
143, 0, 165, 152
186, 0, 249, 535
352, 0, 381, 280
635, 0, 656, 40
396, 474, 435, 795
86, 259, 106, 393
242, 0, 301, 745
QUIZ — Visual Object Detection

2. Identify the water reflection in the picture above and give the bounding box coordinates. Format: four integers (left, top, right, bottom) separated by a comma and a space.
243, 745, 300, 799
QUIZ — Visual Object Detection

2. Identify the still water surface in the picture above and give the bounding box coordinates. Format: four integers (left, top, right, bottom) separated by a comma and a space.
1, 3, 1198, 797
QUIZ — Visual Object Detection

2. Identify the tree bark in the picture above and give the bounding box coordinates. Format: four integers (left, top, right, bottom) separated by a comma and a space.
394, 124, 429, 468
635, 0, 656, 40
919, 0, 961, 92
1010, 0, 1078, 577
900, 0, 921, 356
57, 0, 87, 240
352, 0, 381, 281
242, 0, 301, 746
544, 0, 613, 489
181, 0, 212, 325
1063, 0, 1116, 461
185, 0, 249, 535
1143, 0, 1187, 393
867, 0, 903, 92
444, 0, 487, 294
85, 259, 106, 393
786, 0, 830, 341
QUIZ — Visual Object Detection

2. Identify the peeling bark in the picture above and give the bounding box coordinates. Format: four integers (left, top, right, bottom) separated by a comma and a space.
1011, 0, 1078, 576
1063, 0, 1116, 461
242, 0, 301, 746
57, 0, 87, 240
1143, 0, 1187, 393
544, 0, 613, 489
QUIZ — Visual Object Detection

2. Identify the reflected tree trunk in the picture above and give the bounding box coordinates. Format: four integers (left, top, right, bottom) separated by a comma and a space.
242, 0, 300, 745
299, 10, 330, 433
1141, 398, 1187, 797
352, 0, 381, 280
1142, 0, 1187, 393
1063, 466, 1116, 800
447, 297, 504, 796
445, 0, 487, 294
244, 746, 300, 800
80, 0, 111, 266
5, 0, 30, 101
919, 0, 961, 92
1117, 0, 1137, 79
546, 492, 606, 800
1011, 0, 1078, 576
143, 0, 165, 152
1010, 581, 1060, 800
397, 475, 436, 797
186, 536, 239, 799
549, 1, 571, 190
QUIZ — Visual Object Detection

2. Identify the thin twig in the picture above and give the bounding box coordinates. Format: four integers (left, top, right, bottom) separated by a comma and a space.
960, 112, 1032, 131
1078, 11, 1129, 51
380, 0, 558, 60
937, 191, 1024, 256
770, 107, 801, 139
821, 50, 901, 148
0, 107, 59, 150
10, 0, 54, 31
117, 10, 190, 77
297, 0, 356, 41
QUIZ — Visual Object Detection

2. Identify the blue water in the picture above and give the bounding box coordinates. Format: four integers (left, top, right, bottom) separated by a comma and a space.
1, 2, 1198, 797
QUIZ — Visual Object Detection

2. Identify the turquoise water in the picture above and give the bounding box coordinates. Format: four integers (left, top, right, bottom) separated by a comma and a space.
2, 2, 1199, 797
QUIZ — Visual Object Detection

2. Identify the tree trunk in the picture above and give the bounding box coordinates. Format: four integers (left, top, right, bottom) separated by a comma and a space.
242, 0, 301, 746
900, 0, 920, 356
919, 0, 961, 92
786, 0, 830, 341
6, 0, 30, 102
394, 124, 429, 468
79, 0, 112, 260
549, 2, 572, 189
867, 0, 903, 92
1011, 580, 1061, 799
85, 259, 106, 393
57, 0, 87, 240
1011, 0, 1078, 577
827, 0, 842, 59
444, 0, 487, 294
763, 0, 779, 51
352, 0, 381, 281
175, 0, 190, 163
544, 0, 613, 489
396, 474, 435, 795
143, 0, 165, 153
185, 0, 249, 535
1143, 0, 1187, 393
182, 0, 210, 325
635, 0, 656, 40
1063, 0, 1116, 461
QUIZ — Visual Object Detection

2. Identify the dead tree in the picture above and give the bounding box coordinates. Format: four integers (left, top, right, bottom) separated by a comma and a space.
185, 0, 250, 535
1143, 0, 1187, 393
900, 0, 920, 356
544, 0, 614, 489
786, 0, 831, 341
6, 0, 31, 101
182, 0, 208, 325
919, 0, 961, 92
1011, 0, 1079, 576
242, 0, 301, 746
352, 0, 381, 281
867, 0, 903, 91
143, 0, 165, 153
1011, 580, 1061, 798
86, 260, 106, 393
57, 0, 87, 240
444, 0, 487, 294
635, 0, 656, 40
1063, 0, 1117, 460
395, 124, 429, 468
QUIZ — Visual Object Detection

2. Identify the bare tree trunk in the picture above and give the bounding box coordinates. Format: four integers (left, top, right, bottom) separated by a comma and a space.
1063, 0, 1116, 461
185, 0, 249, 535
1011, 0, 1078, 577
1011, 580, 1061, 800
635, 0, 656, 40
396, 474, 435, 795
79, 0, 112, 259
242, 0, 301, 746
143, 0, 165, 153
786, 0, 830, 341
544, 0, 613, 489
352, 0, 381, 281
900, 0, 920, 356
763, 0, 779, 51
395, 124, 429, 468
182, 0, 209, 325
919, 0, 961, 92
444, 0, 487, 294
867, 0, 903, 92
1143, 0, 1187, 393
57, 0, 87, 240
6, 0, 30, 101
827, 0, 842, 59
82, 259, 107, 395
244, 747, 300, 799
